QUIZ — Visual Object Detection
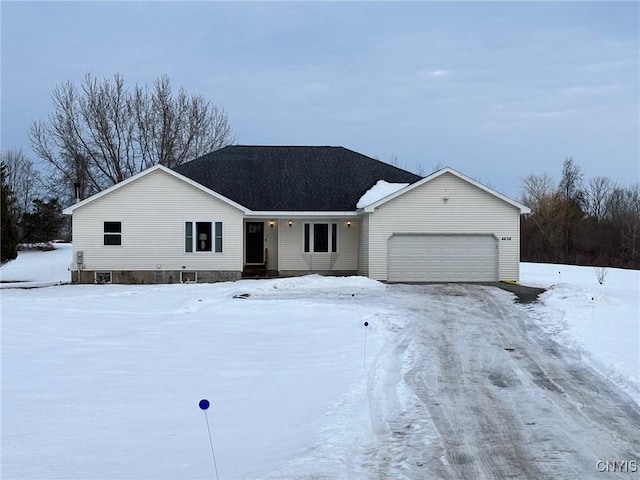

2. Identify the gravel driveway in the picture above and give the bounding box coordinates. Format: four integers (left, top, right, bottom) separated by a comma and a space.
363, 284, 640, 479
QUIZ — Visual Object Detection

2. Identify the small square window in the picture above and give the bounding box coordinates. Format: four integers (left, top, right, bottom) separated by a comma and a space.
95, 271, 112, 284
181, 271, 197, 283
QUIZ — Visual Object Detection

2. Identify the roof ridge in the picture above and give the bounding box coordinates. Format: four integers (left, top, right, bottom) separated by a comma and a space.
230, 144, 342, 149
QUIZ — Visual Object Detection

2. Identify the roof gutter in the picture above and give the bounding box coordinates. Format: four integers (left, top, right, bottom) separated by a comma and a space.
245, 211, 359, 218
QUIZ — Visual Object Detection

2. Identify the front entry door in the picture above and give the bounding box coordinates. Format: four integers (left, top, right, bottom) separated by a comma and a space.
246, 222, 264, 264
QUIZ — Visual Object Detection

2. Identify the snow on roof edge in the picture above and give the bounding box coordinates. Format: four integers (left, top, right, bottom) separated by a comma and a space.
356, 180, 410, 209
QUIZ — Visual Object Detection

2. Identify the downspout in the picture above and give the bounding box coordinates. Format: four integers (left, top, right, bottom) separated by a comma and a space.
74, 182, 81, 283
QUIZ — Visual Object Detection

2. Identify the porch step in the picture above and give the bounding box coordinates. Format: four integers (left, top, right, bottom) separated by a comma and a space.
242, 265, 274, 278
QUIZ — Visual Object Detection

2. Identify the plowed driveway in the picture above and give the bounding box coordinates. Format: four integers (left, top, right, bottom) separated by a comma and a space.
364, 284, 640, 479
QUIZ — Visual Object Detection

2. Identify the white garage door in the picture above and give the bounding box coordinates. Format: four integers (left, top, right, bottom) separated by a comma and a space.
388, 234, 498, 282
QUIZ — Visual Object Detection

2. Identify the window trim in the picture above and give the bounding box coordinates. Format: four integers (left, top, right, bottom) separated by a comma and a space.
303, 222, 338, 253
185, 221, 223, 253
103, 221, 122, 246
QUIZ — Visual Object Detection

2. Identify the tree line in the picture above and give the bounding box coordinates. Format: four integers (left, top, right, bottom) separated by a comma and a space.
521, 157, 640, 269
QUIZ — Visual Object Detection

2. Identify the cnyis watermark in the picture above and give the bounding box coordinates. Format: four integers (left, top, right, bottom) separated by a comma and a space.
596, 460, 638, 473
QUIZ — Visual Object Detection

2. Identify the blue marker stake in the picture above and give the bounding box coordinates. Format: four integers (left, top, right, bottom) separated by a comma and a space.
199, 399, 219, 480
363, 321, 369, 371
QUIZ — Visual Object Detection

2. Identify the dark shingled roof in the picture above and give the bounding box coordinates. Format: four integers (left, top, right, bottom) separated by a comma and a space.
173, 145, 423, 211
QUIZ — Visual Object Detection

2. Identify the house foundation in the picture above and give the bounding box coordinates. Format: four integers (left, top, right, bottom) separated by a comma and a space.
72, 270, 242, 284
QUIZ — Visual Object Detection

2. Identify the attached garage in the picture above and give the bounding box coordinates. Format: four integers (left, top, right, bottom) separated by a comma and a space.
387, 233, 499, 282
360, 168, 531, 283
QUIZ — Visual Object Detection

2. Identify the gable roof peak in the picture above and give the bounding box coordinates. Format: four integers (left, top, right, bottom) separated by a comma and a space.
361, 165, 531, 214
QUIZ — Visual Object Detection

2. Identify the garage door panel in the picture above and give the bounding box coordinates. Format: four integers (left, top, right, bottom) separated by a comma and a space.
388, 234, 498, 282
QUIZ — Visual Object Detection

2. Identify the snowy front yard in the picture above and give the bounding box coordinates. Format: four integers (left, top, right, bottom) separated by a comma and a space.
2, 274, 389, 479
1, 245, 638, 479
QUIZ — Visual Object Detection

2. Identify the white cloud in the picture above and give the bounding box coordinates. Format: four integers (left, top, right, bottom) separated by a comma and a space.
431, 69, 451, 77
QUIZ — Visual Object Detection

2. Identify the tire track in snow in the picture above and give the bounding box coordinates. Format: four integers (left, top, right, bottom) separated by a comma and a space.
362, 284, 640, 479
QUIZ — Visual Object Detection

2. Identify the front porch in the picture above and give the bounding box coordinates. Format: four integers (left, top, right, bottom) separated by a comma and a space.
241, 216, 359, 278
242, 247, 278, 278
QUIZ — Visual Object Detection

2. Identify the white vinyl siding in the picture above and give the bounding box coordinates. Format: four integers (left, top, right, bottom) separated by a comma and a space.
264, 220, 278, 270
333, 220, 358, 270
278, 219, 358, 271
71, 169, 243, 272
358, 214, 370, 276
368, 172, 521, 282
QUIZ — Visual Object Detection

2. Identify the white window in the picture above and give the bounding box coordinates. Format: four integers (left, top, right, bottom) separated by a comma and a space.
104, 222, 121, 246
185, 221, 223, 253
304, 223, 338, 253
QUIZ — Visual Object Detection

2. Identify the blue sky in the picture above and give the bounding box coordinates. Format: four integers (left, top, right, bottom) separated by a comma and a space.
1, 1, 638, 199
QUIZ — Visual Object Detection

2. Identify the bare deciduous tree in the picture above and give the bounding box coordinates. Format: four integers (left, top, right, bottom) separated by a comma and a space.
388, 154, 406, 170
29, 73, 236, 202
558, 157, 584, 204
585, 176, 615, 222
134, 76, 235, 170
594, 266, 608, 285
413, 162, 427, 176
520, 173, 555, 212
0, 149, 42, 217
556, 158, 585, 257
606, 184, 640, 265
521, 169, 583, 263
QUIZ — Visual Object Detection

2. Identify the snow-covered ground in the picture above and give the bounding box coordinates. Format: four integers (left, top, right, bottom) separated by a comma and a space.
0, 243, 71, 288
520, 262, 639, 403
1, 245, 638, 479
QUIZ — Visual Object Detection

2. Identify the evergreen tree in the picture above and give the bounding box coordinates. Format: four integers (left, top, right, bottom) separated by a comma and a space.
20, 198, 65, 243
1, 163, 19, 263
